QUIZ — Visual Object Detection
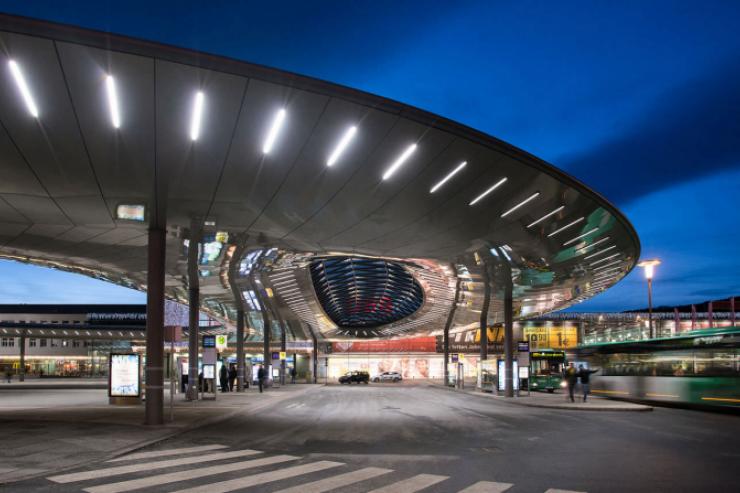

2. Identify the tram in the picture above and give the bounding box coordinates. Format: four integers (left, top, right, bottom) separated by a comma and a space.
577, 327, 740, 409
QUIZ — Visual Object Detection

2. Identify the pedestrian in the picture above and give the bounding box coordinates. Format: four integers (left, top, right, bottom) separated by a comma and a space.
219, 363, 229, 392
5, 369, 11, 383
290, 367, 296, 384
578, 364, 599, 402
198, 370, 204, 392
257, 365, 265, 393
228, 364, 237, 391
563, 363, 578, 403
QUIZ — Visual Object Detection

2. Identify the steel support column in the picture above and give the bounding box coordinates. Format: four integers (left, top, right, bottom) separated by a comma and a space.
186, 222, 201, 400
479, 262, 491, 362
236, 309, 245, 391
19, 332, 26, 382
503, 272, 514, 398
443, 265, 460, 386
311, 331, 318, 384
145, 226, 166, 425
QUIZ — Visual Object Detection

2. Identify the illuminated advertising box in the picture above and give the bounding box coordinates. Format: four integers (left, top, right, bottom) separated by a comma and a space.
109, 353, 141, 397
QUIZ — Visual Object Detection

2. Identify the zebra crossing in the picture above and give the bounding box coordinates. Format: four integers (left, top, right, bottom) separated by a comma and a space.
44, 444, 586, 493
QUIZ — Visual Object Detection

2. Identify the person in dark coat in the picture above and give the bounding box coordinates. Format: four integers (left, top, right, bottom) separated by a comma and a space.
257, 365, 265, 393
290, 367, 296, 384
219, 363, 229, 392
228, 364, 237, 391
563, 363, 578, 403
578, 364, 599, 402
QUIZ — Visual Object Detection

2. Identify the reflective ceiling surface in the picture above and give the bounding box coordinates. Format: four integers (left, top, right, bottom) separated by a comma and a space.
0, 15, 640, 342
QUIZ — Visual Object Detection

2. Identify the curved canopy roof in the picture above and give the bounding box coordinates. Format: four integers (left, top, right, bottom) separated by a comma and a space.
0, 15, 640, 341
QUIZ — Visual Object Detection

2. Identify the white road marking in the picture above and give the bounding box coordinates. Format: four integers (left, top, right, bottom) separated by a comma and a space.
273, 467, 392, 493
48, 449, 261, 483
545, 489, 587, 493
169, 461, 344, 493
367, 473, 449, 493
107, 444, 228, 462
457, 480, 513, 493
83, 455, 298, 493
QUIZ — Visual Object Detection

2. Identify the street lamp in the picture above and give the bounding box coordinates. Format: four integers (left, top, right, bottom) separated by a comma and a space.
637, 259, 661, 339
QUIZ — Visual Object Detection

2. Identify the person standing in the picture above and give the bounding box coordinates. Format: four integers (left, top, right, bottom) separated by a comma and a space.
290, 367, 296, 384
257, 365, 265, 393
578, 364, 599, 402
228, 364, 237, 392
563, 363, 578, 403
219, 363, 229, 392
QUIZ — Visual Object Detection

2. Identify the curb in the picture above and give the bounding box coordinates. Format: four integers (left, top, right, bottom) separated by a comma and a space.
427, 383, 653, 412
0, 384, 324, 485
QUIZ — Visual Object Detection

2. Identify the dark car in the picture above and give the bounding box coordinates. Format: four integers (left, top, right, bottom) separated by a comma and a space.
338, 371, 370, 384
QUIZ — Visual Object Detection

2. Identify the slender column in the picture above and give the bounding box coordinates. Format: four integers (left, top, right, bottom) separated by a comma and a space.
647, 277, 654, 338
19, 333, 26, 382
236, 309, 245, 391
501, 260, 514, 398
280, 322, 286, 385
731, 297, 736, 327
479, 262, 490, 362
443, 265, 460, 385
186, 223, 201, 400
145, 226, 166, 425
312, 332, 318, 384
251, 275, 272, 378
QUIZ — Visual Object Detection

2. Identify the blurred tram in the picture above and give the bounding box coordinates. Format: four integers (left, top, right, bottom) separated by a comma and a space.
577, 326, 740, 410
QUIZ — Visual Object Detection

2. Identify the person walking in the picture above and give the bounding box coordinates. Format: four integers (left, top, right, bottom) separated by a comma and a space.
5, 369, 11, 384
257, 365, 265, 393
563, 363, 578, 403
219, 363, 229, 393
290, 367, 296, 384
228, 364, 237, 392
578, 364, 599, 402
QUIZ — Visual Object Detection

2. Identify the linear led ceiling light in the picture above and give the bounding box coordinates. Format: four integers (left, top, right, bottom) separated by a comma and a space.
105, 75, 120, 128
469, 177, 508, 205
263, 108, 286, 154
563, 227, 599, 246
593, 259, 622, 272
8, 60, 38, 117
593, 266, 621, 277
327, 125, 357, 166
590, 253, 620, 266
576, 236, 610, 253
382, 143, 417, 180
527, 205, 564, 228
501, 192, 540, 217
189, 91, 204, 141
584, 245, 617, 260
547, 217, 584, 237
430, 161, 467, 193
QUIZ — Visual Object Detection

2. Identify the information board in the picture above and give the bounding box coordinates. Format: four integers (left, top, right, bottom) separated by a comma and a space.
109, 353, 140, 397
203, 335, 216, 348
203, 364, 215, 380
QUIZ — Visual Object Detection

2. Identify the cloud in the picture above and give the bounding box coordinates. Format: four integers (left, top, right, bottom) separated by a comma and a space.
559, 57, 740, 206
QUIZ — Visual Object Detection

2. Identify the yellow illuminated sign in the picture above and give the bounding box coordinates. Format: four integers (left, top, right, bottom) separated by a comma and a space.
524, 325, 578, 349
279, 351, 287, 360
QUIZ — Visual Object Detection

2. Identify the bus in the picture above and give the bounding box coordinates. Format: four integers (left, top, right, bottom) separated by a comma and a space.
528, 350, 566, 392
577, 326, 740, 409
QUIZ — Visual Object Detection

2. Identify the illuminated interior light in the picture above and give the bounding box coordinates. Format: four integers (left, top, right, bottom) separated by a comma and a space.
590, 253, 620, 266
593, 267, 620, 278
327, 125, 357, 166
263, 108, 286, 154
382, 143, 417, 180
115, 204, 146, 222
500, 248, 512, 262
105, 75, 120, 128
547, 217, 584, 237
593, 259, 622, 272
469, 177, 508, 205
563, 227, 599, 246
584, 245, 617, 260
190, 91, 204, 141
501, 192, 540, 217
8, 60, 39, 117
430, 161, 467, 193
576, 236, 610, 253
527, 206, 564, 228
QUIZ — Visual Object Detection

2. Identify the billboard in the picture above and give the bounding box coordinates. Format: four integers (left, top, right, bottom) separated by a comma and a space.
523, 325, 578, 350
109, 353, 140, 397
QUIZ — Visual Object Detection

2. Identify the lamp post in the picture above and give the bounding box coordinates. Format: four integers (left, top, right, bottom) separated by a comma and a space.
637, 259, 661, 339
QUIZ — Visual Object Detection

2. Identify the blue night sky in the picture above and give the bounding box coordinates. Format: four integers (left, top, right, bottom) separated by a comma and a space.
0, 1, 738, 311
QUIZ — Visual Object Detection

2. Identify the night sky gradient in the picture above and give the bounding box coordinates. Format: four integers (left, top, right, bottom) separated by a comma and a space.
0, 1, 738, 311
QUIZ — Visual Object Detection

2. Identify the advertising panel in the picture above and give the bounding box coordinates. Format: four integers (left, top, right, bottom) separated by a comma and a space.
203, 364, 215, 379
523, 325, 578, 350
497, 359, 519, 391
109, 353, 140, 397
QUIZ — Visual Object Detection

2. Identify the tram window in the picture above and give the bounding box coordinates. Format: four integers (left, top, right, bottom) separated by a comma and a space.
29, 338, 37, 347
40, 338, 47, 347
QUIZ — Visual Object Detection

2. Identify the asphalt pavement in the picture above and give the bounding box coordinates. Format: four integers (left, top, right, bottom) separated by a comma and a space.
7, 384, 740, 492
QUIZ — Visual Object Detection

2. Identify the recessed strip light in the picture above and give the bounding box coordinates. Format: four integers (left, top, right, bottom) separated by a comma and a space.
430, 161, 467, 193
327, 125, 357, 166
469, 177, 508, 205
382, 143, 417, 180
190, 91, 204, 141
8, 60, 38, 117
593, 259, 622, 271
263, 108, 286, 154
576, 236, 610, 253
584, 245, 617, 260
527, 206, 564, 228
105, 75, 120, 128
547, 217, 584, 237
501, 192, 540, 218
593, 266, 620, 277
563, 227, 599, 246
590, 253, 620, 266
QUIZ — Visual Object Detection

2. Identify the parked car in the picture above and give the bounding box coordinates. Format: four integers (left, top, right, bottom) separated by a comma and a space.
338, 371, 370, 384
373, 371, 402, 383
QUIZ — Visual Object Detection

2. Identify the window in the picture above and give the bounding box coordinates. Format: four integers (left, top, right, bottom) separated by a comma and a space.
40, 338, 47, 347
62, 340, 69, 347
72, 340, 80, 347
1, 338, 14, 347
29, 338, 37, 347
50, 339, 58, 347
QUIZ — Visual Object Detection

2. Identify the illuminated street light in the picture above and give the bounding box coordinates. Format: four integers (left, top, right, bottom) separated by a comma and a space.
638, 258, 661, 339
